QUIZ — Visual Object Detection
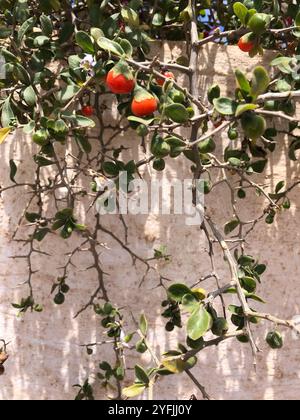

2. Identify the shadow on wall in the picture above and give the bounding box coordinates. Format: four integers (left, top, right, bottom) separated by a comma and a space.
0, 44, 300, 400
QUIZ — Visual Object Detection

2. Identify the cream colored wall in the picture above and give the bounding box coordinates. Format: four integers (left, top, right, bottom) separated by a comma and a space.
0, 44, 300, 400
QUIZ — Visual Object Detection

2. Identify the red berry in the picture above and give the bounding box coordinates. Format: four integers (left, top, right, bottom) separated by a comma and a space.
156, 71, 175, 86
106, 68, 135, 94
131, 97, 158, 117
82, 105, 94, 117
238, 36, 255, 53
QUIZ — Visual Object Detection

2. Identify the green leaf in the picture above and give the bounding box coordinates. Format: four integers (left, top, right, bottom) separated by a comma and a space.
123, 384, 146, 398
254, 264, 266, 275
127, 116, 155, 126
161, 357, 186, 374
187, 305, 212, 340
224, 219, 240, 235
228, 157, 242, 167
245, 293, 266, 303
270, 57, 294, 74
56, 85, 80, 103
34, 155, 55, 167
74, 115, 96, 128
25, 212, 40, 223
121, 7, 140, 27
139, 313, 148, 336
233, 2, 249, 25
9, 159, 17, 183
165, 103, 189, 123
90, 27, 104, 41
235, 69, 251, 94
75, 31, 95, 54
250, 159, 267, 173
1, 98, 15, 127
23, 86, 37, 106
235, 103, 258, 117
168, 283, 192, 302
119, 38, 133, 58
152, 12, 164, 27
251, 67, 270, 98
213, 97, 237, 116
14, 63, 31, 85
103, 161, 119, 176
275, 181, 285, 194
241, 276, 256, 293
97, 37, 125, 57
134, 365, 149, 385
18, 17, 36, 44
182, 294, 199, 313
207, 84, 221, 104
276, 79, 291, 92
33, 35, 50, 47
40, 14, 53, 36
34, 228, 50, 242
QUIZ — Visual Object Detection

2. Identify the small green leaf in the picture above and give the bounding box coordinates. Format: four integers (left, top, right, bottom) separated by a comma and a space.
152, 12, 164, 27
1, 98, 15, 127
134, 365, 149, 385
18, 17, 35, 44
168, 283, 192, 302
119, 38, 133, 58
182, 294, 199, 313
40, 14, 53, 36
123, 384, 146, 398
233, 2, 249, 25
275, 181, 285, 194
75, 31, 95, 54
23, 86, 37, 106
235, 103, 258, 117
161, 357, 186, 374
270, 57, 294, 74
228, 157, 242, 167
121, 7, 140, 27
187, 305, 212, 340
251, 66, 270, 98
213, 97, 237, 116
74, 115, 96, 128
207, 84, 221, 104
127, 116, 155, 126
224, 219, 240, 235
250, 159, 267, 173
254, 264, 266, 275
9, 159, 17, 183
33, 35, 50, 47
34, 155, 55, 167
235, 69, 251, 94
241, 276, 257, 293
56, 85, 80, 103
165, 103, 189, 123
139, 313, 148, 336
90, 27, 104, 41
103, 161, 119, 176
97, 37, 125, 57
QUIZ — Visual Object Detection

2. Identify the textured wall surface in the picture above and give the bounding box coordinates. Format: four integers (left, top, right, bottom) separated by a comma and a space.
0, 44, 300, 400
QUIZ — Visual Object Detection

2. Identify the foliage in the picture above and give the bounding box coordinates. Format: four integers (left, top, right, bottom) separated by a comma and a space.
0, 0, 300, 400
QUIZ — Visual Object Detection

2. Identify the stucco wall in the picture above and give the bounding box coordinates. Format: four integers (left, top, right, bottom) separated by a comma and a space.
0, 44, 300, 400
